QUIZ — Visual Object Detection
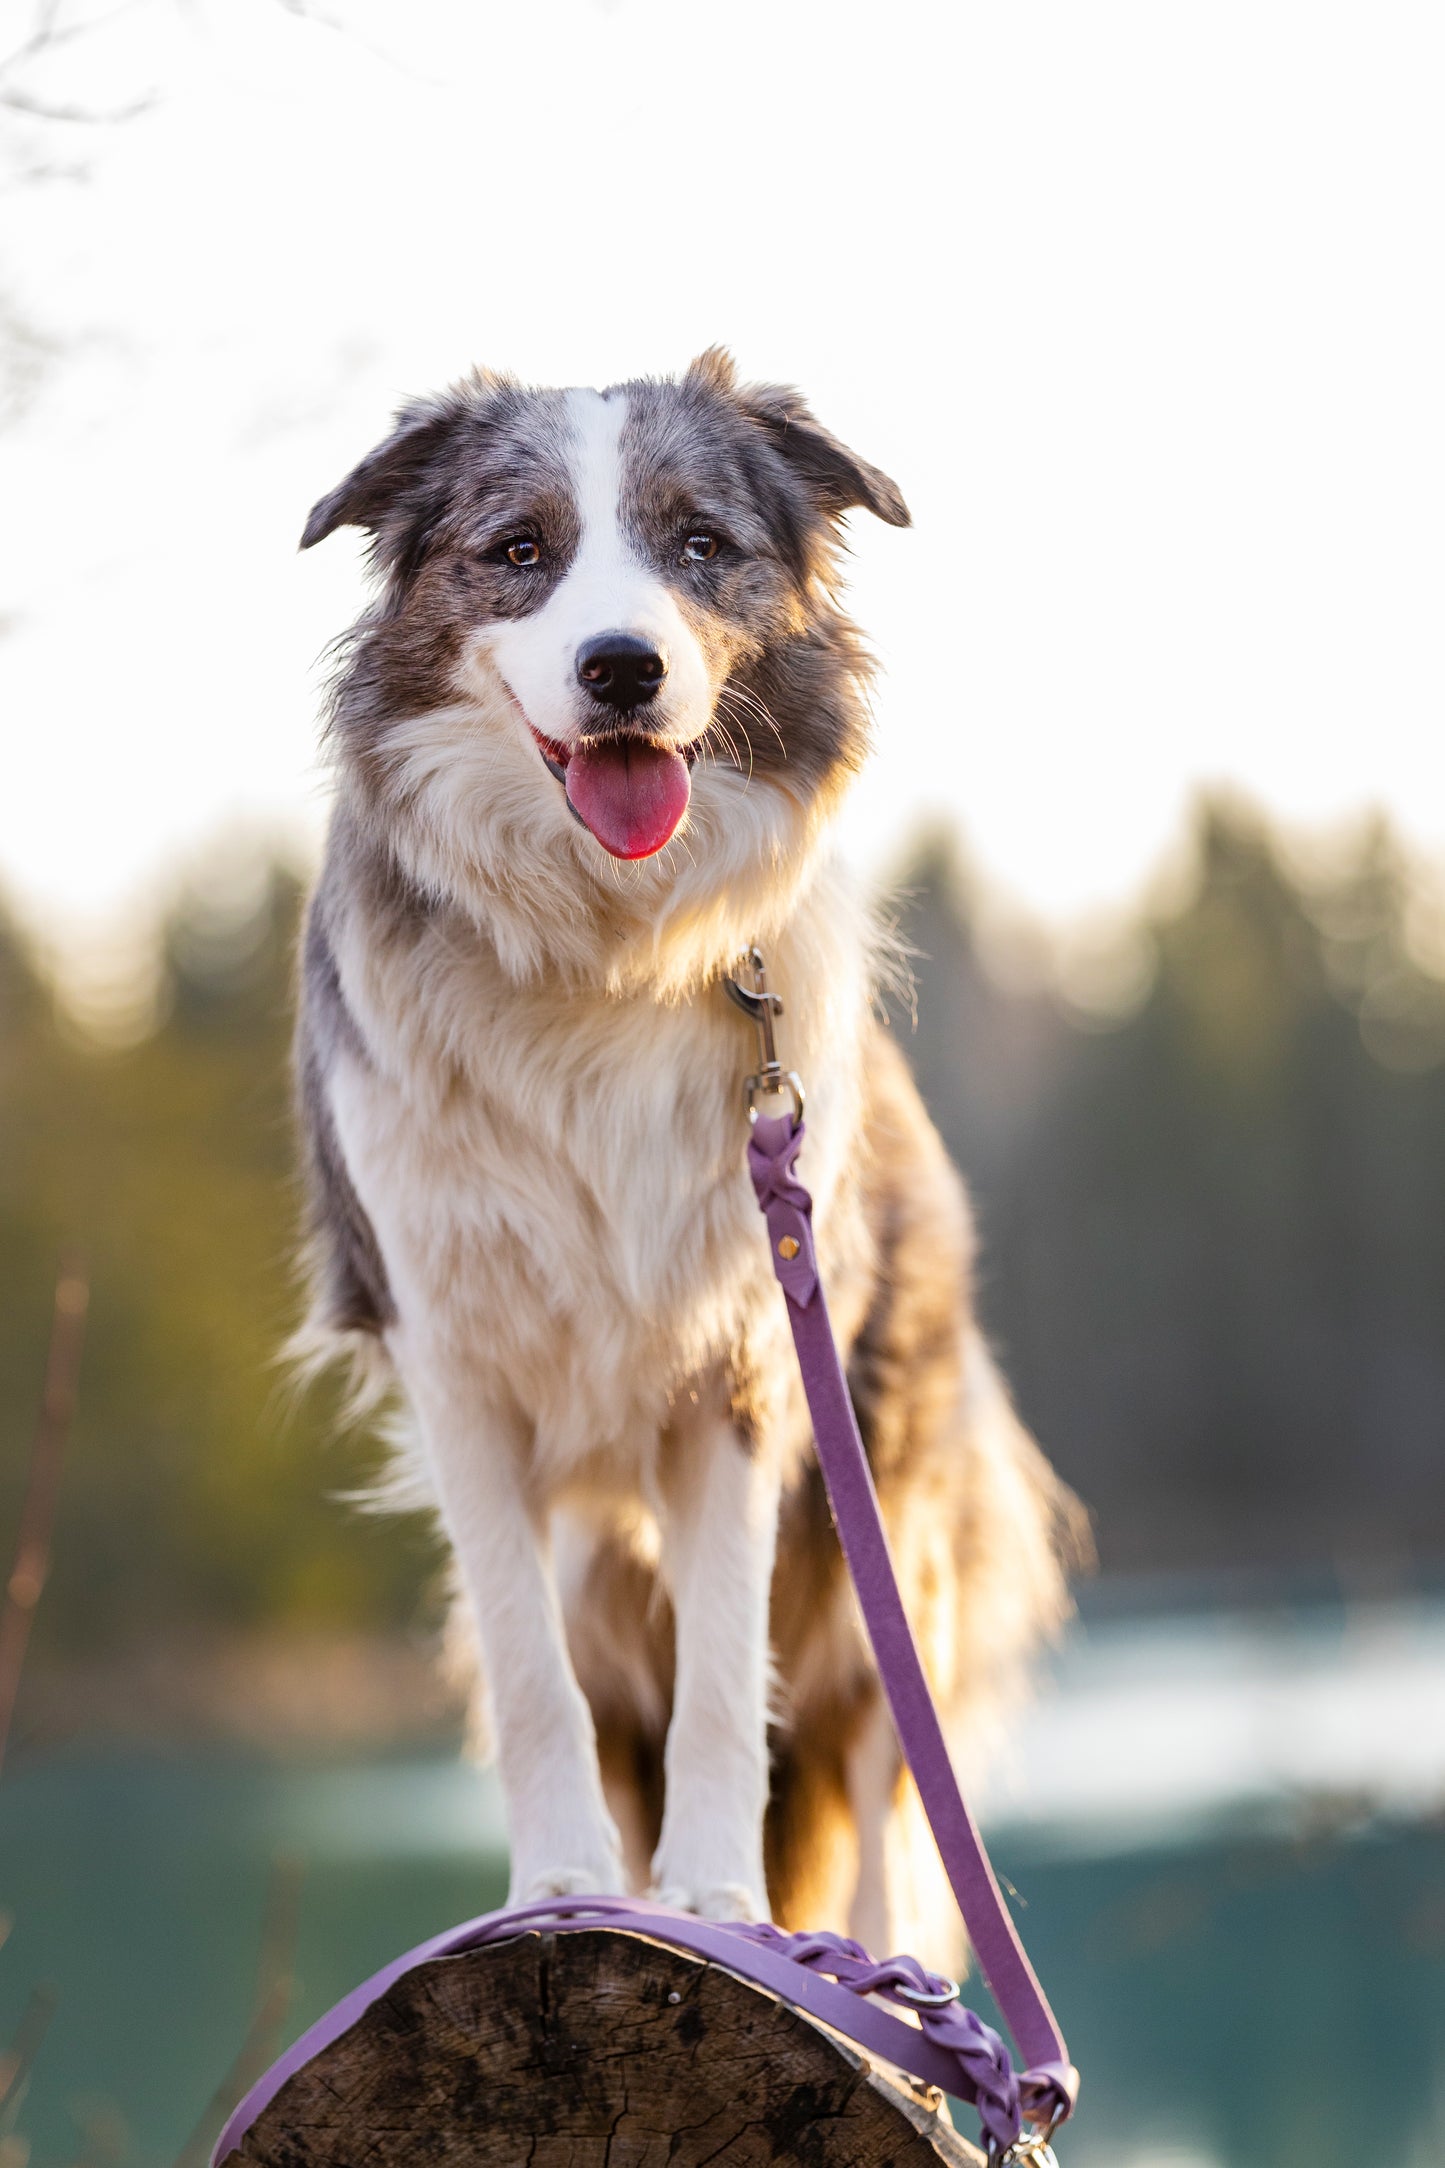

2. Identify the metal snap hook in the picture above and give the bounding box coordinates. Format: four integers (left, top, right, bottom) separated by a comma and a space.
892, 1975, 961, 2009
725, 945, 806, 1122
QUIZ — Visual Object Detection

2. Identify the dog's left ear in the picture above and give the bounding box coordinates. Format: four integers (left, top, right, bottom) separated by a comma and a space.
685, 349, 910, 527
737, 376, 911, 530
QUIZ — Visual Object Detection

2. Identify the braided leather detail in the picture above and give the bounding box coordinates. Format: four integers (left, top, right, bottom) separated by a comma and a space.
746, 1115, 819, 1303
731, 1921, 1021, 2148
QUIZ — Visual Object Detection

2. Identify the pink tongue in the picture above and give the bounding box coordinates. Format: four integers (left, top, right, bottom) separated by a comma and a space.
565, 739, 692, 860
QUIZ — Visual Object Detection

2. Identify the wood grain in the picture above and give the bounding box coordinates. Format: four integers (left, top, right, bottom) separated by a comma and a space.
237, 1927, 984, 2166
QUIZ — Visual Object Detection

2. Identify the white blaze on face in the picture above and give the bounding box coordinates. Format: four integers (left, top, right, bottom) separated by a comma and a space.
483, 388, 714, 751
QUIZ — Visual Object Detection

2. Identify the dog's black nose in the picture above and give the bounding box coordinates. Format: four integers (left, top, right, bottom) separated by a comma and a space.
575, 633, 668, 709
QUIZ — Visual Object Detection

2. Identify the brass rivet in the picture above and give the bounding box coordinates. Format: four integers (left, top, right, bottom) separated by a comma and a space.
778, 1236, 800, 1260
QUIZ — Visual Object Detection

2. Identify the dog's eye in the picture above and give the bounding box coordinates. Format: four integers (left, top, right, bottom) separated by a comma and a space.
683, 532, 719, 563
504, 537, 541, 567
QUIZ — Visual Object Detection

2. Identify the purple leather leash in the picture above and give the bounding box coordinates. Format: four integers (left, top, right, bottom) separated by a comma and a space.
747, 1111, 1075, 2144
730, 943, 1076, 2151
212, 951, 1076, 2167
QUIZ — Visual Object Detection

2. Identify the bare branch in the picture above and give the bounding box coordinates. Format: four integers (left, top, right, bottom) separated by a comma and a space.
0, 1983, 60, 2119
0, 83, 156, 122
0, 0, 160, 127
0, 1256, 88, 1780
270, 0, 445, 87
3, 0, 77, 78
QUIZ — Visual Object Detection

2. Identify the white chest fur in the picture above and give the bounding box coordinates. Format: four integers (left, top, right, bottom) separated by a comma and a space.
324, 860, 869, 1487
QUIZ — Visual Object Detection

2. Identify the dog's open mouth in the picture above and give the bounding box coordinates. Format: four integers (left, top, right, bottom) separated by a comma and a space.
531, 728, 699, 861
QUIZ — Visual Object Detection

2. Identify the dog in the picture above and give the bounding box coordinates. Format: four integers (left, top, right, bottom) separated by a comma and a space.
293, 347, 1082, 1963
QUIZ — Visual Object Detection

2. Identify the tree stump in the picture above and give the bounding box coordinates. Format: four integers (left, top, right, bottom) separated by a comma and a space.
236, 1927, 984, 2166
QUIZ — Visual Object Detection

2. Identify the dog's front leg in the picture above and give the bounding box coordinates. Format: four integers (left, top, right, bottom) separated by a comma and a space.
652, 1401, 781, 1921
401, 1361, 624, 1903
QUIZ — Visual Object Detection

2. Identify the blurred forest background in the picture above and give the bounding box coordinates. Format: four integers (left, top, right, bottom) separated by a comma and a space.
4, 792, 1444, 1744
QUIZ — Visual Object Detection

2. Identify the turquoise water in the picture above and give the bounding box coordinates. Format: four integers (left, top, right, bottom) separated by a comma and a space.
4, 1609, 1445, 2168
0, 1753, 512, 2164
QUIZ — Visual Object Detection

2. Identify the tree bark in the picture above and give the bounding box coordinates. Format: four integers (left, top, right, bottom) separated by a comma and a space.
237, 1926, 984, 2166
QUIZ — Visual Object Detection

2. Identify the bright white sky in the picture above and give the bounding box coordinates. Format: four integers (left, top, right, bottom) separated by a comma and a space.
2, 0, 1442, 1001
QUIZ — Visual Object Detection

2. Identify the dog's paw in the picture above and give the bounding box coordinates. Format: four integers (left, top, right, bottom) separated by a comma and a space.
513, 1863, 621, 1904
654, 1880, 765, 1923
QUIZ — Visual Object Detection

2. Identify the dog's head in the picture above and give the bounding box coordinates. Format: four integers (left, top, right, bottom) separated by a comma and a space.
305, 350, 908, 947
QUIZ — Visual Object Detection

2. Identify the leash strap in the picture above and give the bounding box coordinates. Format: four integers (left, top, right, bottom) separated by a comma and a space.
747, 1114, 1076, 2140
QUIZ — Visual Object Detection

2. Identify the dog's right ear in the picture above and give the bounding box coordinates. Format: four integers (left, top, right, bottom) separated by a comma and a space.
301, 400, 460, 552
300, 371, 509, 555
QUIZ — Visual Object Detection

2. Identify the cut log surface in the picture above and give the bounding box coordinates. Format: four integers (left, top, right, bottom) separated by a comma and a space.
238, 1927, 985, 2167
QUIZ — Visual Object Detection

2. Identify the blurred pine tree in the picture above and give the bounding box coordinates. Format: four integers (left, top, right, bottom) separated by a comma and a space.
0, 860, 440, 1664
893, 796, 1445, 1581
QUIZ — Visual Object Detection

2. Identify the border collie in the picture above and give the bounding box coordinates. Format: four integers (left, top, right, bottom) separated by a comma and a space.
294, 348, 1082, 1961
